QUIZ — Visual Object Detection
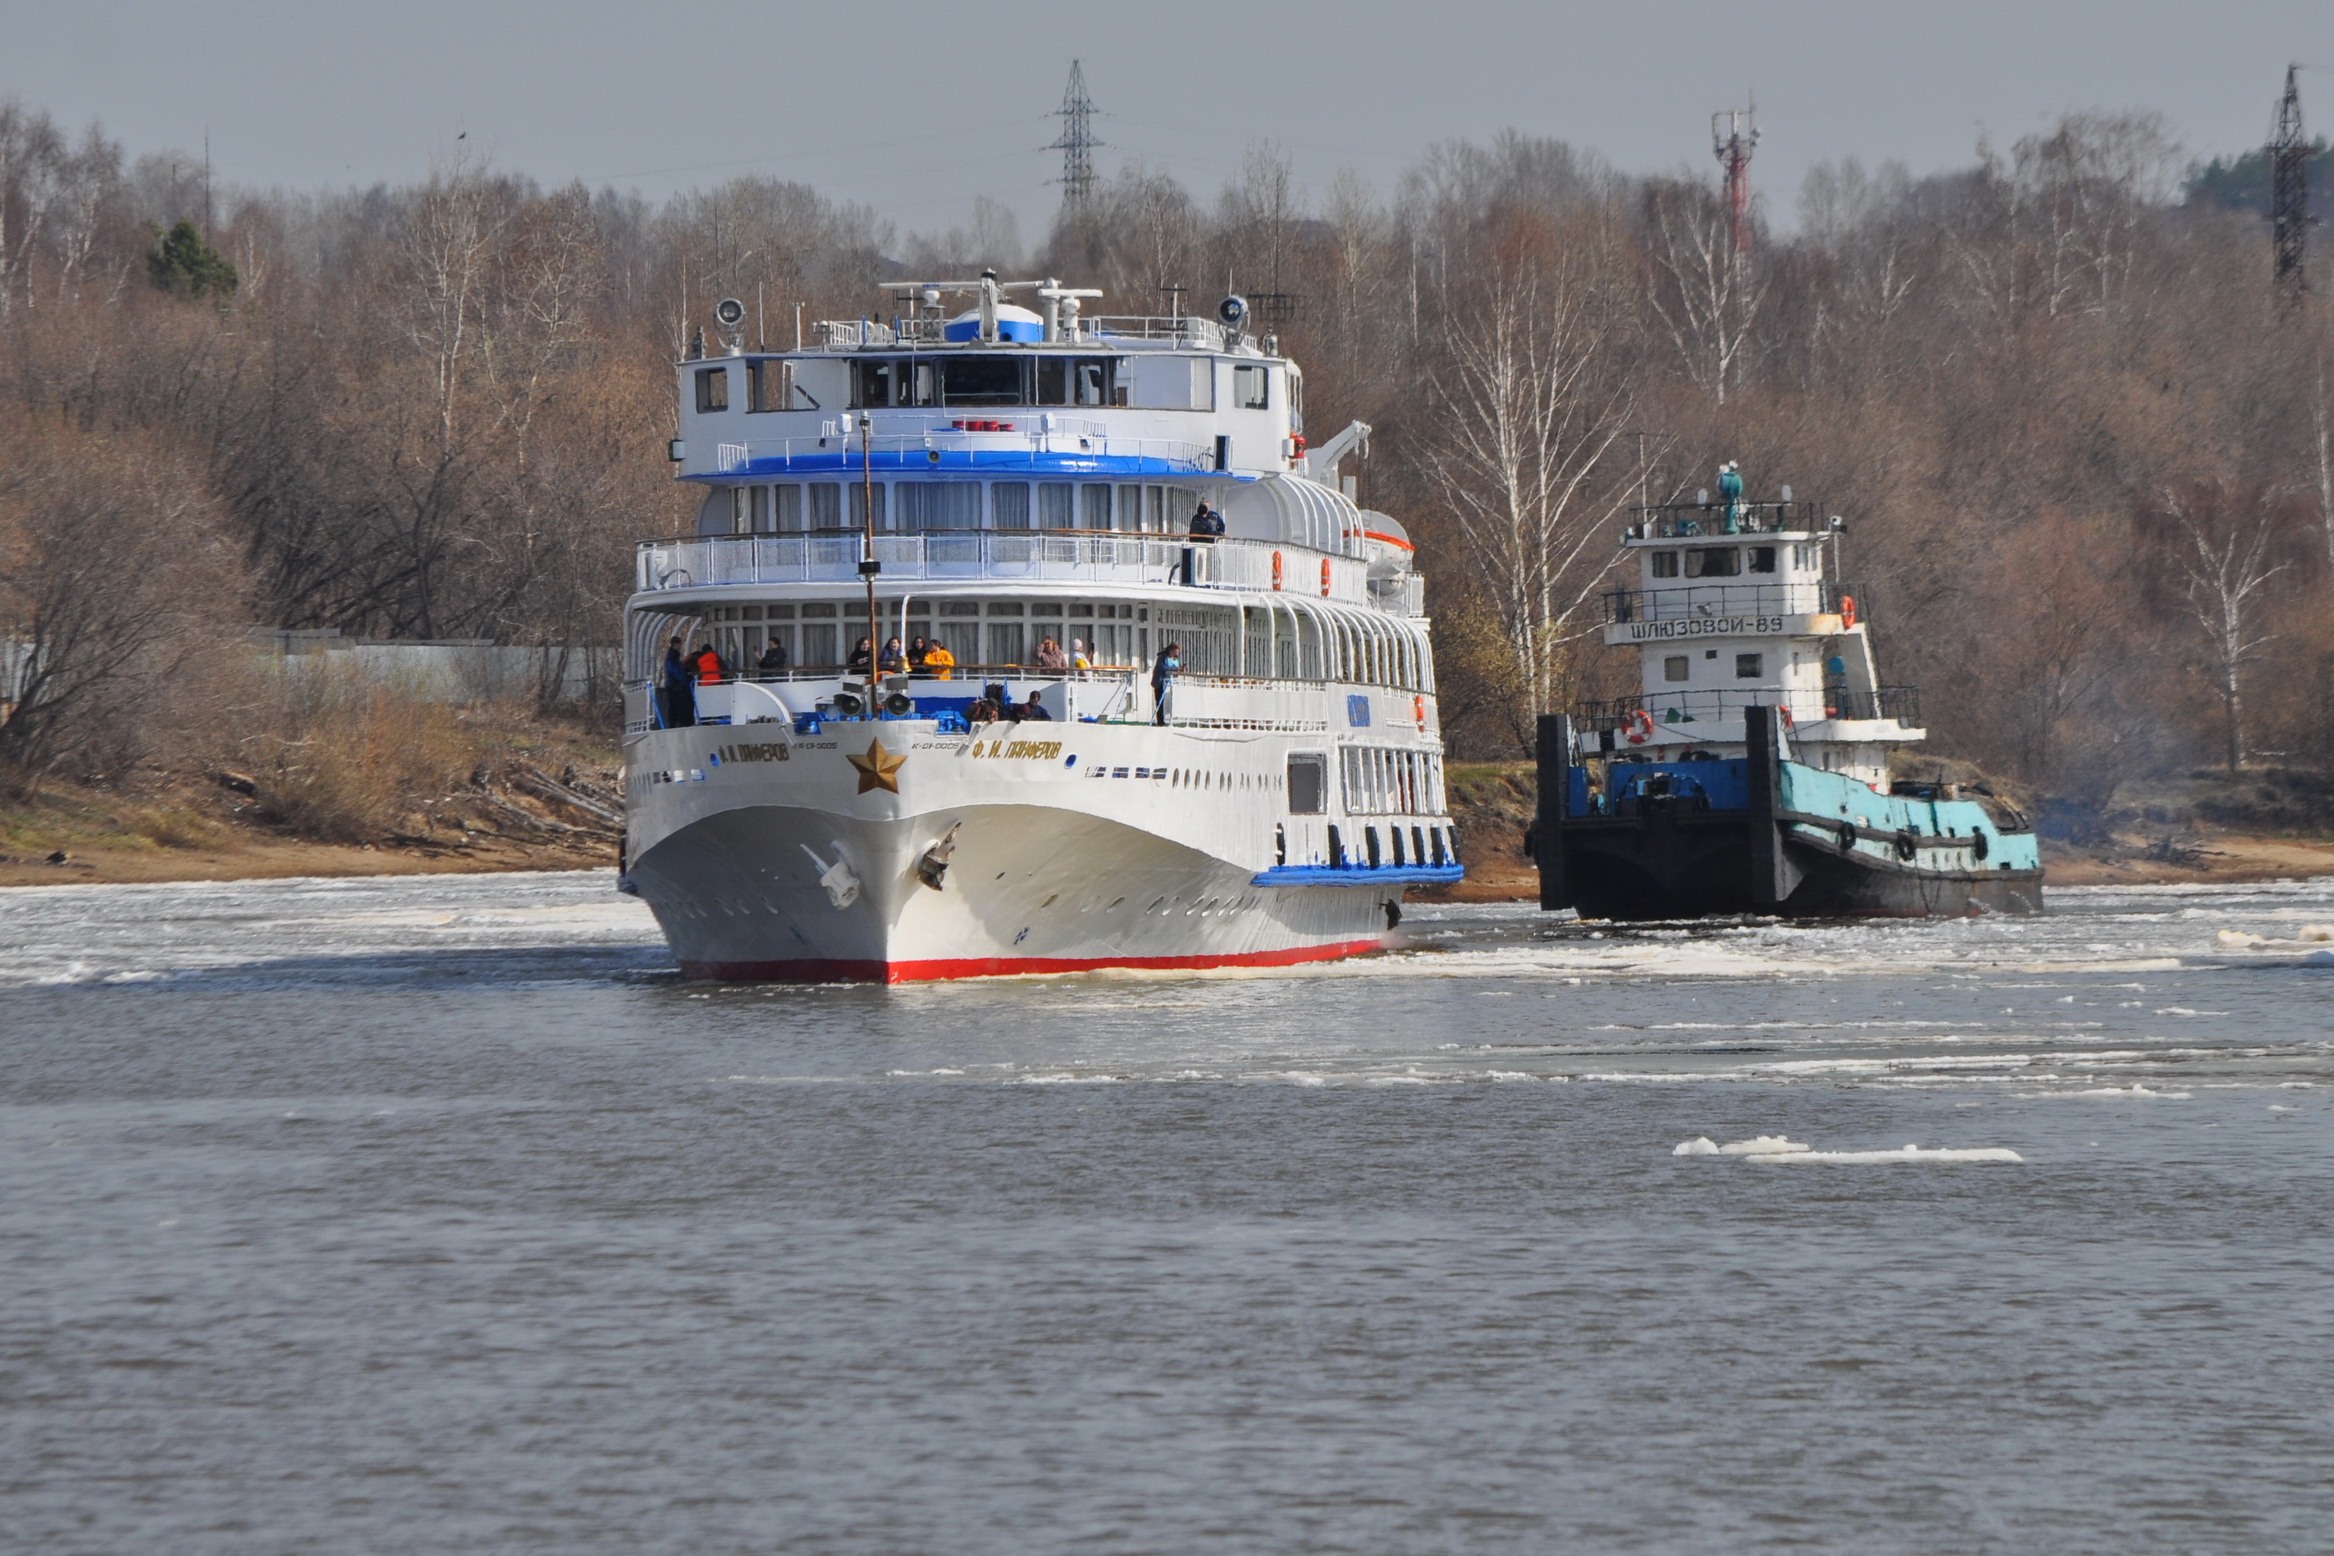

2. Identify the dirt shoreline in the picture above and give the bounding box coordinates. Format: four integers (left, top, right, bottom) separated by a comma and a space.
7, 827, 2330, 897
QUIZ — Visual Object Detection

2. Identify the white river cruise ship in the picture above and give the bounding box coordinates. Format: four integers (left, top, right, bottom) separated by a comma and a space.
620, 278, 1456, 981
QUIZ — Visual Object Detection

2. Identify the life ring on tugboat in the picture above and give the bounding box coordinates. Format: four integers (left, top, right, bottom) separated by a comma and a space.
1839, 594, 1858, 628
1271, 550, 1284, 590
1892, 828, 1918, 862
1320, 557, 1333, 596
1624, 709, 1655, 745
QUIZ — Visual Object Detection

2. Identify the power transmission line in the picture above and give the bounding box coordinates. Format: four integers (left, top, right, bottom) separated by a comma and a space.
1047, 60, 1103, 210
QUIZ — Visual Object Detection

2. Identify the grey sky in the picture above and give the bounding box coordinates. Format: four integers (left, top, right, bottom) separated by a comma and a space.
4, 0, 2328, 236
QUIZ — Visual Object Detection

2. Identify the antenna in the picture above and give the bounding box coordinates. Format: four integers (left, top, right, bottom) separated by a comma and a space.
2272, 64, 2312, 299
1047, 60, 1103, 211
1711, 96, 1759, 255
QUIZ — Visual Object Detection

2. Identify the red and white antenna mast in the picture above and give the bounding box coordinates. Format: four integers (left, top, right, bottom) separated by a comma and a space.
1712, 96, 1759, 254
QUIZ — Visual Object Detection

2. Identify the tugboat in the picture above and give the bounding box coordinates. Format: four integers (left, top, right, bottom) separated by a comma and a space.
620, 277, 1459, 980
1534, 475, 2042, 918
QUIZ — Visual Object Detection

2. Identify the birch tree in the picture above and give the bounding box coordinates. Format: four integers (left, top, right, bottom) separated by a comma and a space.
1420, 210, 1635, 738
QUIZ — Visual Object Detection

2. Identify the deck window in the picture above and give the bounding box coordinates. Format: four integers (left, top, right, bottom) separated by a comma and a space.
1118, 484, 1147, 533
808, 483, 842, 528
1287, 754, 1326, 815
1039, 483, 1074, 528
1735, 653, 1764, 679
1234, 364, 1269, 409
1684, 547, 1740, 578
695, 366, 730, 413
894, 482, 980, 529
941, 355, 1023, 406
1080, 484, 1113, 529
987, 622, 1025, 665
773, 484, 803, 532
1650, 551, 1679, 578
991, 482, 1031, 530
1664, 656, 1690, 683
848, 483, 886, 530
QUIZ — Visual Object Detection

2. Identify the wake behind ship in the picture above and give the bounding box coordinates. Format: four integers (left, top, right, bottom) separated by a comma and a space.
620, 278, 1458, 981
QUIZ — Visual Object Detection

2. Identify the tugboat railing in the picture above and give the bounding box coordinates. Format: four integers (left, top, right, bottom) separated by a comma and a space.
1572, 685, 1922, 732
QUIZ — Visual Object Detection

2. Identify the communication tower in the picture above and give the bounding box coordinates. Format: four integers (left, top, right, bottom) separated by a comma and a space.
2271, 63, 2311, 298
1048, 60, 1103, 210
1712, 97, 1759, 255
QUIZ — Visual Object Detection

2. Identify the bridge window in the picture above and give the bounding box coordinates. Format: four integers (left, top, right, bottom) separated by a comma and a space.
1234, 364, 1269, 409
941, 355, 1022, 406
1748, 547, 1777, 574
748, 360, 795, 413
850, 359, 895, 408
695, 366, 730, 413
1035, 357, 1067, 405
991, 482, 1031, 529
1075, 359, 1114, 407
1650, 551, 1679, 578
1684, 547, 1739, 578
1735, 653, 1764, 679
1664, 656, 1690, 683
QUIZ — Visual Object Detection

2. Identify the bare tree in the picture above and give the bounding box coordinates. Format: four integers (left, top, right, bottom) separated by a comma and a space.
2150, 486, 2293, 773
1642, 179, 1764, 403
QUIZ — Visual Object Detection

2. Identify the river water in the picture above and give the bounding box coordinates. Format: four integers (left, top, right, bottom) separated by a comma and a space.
4, 871, 2331, 1553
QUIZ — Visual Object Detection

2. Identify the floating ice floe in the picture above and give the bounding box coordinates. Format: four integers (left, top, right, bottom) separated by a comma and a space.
1673, 1135, 2022, 1164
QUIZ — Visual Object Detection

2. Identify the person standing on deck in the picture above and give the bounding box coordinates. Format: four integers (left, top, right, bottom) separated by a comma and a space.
1151, 642, 1181, 726
694, 641, 724, 684
922, 639, 956, 680
662, 636, 695, 728
756, 635, 789, 677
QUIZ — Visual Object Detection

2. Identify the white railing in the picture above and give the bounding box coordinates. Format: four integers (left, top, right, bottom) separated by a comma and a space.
709, 420, 1211, 474
1090, 316, 1229, 350
635, 532, 1404, 611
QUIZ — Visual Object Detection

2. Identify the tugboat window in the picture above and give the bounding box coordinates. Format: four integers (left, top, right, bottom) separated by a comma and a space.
1650, 551, 1679, 578
1664, 656, 1690, 683
1684, 548, 1739, 578
1735, 653, 1764, 678
942, 356, 1023, 406
1234, 364, 1269, 409
695, 366, 730, 412
1748, 547, 1778, 574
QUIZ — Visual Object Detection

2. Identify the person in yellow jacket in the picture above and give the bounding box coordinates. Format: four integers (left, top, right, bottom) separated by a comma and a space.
921, 640, 957, 680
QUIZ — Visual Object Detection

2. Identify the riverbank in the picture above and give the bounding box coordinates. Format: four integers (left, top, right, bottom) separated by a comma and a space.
9, 756, 2334, 896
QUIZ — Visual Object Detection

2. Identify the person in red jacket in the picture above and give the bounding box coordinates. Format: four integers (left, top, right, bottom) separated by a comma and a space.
694, 641, 724, 684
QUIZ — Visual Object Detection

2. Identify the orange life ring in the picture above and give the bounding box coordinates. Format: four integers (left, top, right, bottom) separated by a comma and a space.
1413, 694, 1426, 729
1624, 709, 1654, 745
1839, 594, 1858, 628
1319, 557, 1332, 596
1271, 550, 1284, 590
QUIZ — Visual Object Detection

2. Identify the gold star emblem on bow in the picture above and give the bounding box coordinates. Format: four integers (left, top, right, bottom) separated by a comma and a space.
847, 735, 906, 795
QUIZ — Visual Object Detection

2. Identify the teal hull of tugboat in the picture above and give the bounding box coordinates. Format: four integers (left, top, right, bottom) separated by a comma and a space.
1534, 708, 2043, 920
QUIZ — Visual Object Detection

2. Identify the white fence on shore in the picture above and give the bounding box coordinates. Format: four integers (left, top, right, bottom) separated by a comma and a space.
253, 635, 620, 706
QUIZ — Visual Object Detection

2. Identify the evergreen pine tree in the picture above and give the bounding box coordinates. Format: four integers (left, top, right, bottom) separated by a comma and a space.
147, 219, 239, 300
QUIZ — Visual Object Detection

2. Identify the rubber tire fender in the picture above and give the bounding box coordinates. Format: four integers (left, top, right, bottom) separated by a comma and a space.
1893, 829, 1918, 862
1972, 829, 1990, 861
1836, 822, 1858, 853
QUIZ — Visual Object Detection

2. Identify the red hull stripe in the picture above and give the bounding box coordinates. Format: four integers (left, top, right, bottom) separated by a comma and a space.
679, 937, 1389, 985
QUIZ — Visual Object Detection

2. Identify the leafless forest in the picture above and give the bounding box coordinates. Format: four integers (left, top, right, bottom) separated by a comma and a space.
4, 98, 2333, 829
